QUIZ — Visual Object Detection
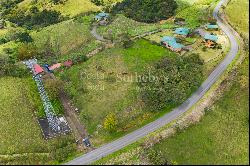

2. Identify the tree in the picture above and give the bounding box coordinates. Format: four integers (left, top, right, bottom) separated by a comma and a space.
103, 113, 118, 132
112, 0, 178, 23
138, 53, 204, 111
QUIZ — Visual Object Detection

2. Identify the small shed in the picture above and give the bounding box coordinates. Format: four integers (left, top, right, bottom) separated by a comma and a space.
204, 34, 218, 42
94, 12, 109, 21
48, 63, 61, 71
206, 23, 219, 30
33, 64, 44, 75
174, 27, 190, 36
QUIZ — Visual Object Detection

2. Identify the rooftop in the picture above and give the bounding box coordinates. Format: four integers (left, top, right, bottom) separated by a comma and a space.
95, 12, 109, 19
174, 27, 190, 36
161, 36, 184, 49
33, 64, 44, 75
204, 34, 218, 42
206, 24, 219, 29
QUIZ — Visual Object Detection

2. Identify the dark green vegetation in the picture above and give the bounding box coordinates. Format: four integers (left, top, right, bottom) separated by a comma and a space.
139, 53, 204, 111
112, 0, 178, 23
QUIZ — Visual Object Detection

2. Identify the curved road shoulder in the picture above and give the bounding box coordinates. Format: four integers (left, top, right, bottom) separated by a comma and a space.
66, 0, 239, 164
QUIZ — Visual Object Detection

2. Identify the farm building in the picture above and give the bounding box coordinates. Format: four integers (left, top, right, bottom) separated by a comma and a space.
161, 36, 184, 52
48, 63, 61, 71
94, 12, 109, 22
206, 23, 219, 30
203, 34, 218, 48
33, 64, 44, 75
174, 27, 190, 36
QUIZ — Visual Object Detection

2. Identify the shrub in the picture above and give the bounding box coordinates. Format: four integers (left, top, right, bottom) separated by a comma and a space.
103, 113, 118, 132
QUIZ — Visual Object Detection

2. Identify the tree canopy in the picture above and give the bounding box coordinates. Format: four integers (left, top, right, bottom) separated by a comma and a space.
112, 0, 178, 23
138, 53, 204, 111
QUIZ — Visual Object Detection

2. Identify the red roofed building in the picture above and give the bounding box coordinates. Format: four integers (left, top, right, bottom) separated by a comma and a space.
63, 60, 73, 67
33, 64, 44, 75
48, 63, 61, 71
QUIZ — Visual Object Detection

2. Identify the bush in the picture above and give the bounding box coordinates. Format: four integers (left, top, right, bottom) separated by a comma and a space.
112, 0, 178, 23
103, 113, 118, 132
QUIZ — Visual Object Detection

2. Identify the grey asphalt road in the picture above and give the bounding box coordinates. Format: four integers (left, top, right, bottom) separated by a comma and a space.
65, 0, 239, 165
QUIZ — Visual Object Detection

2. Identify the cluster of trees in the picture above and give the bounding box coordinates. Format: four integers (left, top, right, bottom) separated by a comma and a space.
5, 8, 63, 29
0, 29, 33, 45
138, 53, 204, 111
112, 0, 178, 23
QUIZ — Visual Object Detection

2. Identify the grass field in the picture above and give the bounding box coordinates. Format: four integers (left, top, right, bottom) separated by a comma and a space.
60, 39, 177, 145
0, 77, 47, 155
95, 47, 249, 165
31, 16, 101, 62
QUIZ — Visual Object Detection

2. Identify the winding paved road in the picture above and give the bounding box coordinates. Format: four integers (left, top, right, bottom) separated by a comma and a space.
66, 0, 239, 164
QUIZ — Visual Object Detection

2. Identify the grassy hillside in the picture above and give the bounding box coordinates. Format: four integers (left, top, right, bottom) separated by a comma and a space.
0, 77, 46, 155
31, 16, 101, 62
60, 39, 177, 145
0, 77, 78, 164
18, 0, 100, 17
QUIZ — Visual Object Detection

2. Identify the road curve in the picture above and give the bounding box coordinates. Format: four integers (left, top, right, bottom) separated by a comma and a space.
66, 0, 239, 165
